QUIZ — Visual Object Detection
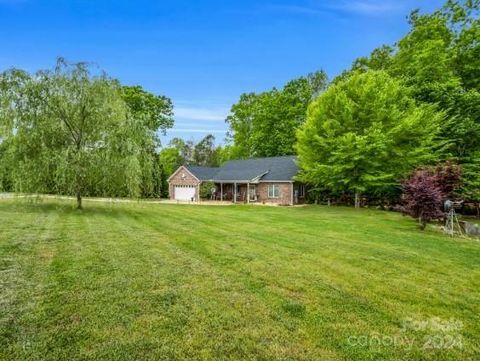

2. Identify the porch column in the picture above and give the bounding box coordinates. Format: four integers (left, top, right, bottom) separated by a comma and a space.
290, 182, 294, 206
247, 183, 250, 204
220, 183, 223, 201
234, 182, 237, 203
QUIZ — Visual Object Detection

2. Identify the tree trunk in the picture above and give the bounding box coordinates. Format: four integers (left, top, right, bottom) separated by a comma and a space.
418, 217, 426, 230
354, 192, 360, 208
76, 191, 82, 210
419, 220, 426, 230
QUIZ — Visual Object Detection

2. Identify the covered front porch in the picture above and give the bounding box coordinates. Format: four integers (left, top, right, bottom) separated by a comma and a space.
210, 182, 259, 203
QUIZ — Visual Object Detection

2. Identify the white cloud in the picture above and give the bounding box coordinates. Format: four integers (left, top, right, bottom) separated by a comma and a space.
174, 106, 229, 122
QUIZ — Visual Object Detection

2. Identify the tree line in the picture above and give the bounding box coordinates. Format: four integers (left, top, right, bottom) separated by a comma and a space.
226, 0, 480, 211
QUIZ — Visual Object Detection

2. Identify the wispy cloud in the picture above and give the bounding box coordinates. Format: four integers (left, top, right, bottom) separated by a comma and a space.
174, 106, 229, 122
266, 0, 404, 17
168, 100, 230, 139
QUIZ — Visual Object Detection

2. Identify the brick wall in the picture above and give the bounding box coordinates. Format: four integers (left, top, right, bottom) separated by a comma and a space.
256, 182, 292, 205
168, 171, 302, 205
168, 167, 200, 200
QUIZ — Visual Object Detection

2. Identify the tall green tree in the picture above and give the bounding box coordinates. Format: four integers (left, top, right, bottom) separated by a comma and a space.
121, 85, 174, 133
340, 1, 480, 202
296, 71, 442, 207
393, 1, 480, 161
461, 151, 480, 215
193, 134, 221, 166
158, 138, 191, 198
164, 137, 194, 165
0, 138, 13, 192
330, 0, 480, 208
121, 85, 174, 197
226, 71, 328, 158
0, 59, 151, 208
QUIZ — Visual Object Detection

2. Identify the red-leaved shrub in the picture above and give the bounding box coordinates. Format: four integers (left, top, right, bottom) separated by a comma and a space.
402, 162, 462, 230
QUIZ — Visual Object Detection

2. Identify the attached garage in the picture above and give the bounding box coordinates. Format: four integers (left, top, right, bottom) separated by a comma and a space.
174, 185, 197, 201
167, 166, 202, 202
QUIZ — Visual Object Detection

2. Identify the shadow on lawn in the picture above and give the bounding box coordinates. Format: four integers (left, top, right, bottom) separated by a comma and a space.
0, 197, 140, 219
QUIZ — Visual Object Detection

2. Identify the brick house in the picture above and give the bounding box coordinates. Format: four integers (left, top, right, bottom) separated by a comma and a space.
167, 156, 306, 205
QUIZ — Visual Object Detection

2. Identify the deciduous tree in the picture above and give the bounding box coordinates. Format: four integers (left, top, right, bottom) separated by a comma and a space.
193, 134, 221, 166
226, 71, 328, 158
296, 70, 442, 207
0, 59, 150, 208
121, 85, 174, 197
339, 0, 480, 204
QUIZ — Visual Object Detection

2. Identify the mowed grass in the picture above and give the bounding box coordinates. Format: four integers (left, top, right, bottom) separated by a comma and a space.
0, 199, 479, 360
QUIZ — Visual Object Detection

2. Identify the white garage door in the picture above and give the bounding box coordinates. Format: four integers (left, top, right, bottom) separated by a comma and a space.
174, 185, 196, 201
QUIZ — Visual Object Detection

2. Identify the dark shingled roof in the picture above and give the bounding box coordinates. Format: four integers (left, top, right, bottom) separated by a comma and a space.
185, 156, 298, 182
184, 166, 219, 181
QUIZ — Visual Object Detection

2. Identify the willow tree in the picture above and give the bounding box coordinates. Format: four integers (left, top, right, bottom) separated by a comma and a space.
0, 59, 145, 209
296, 70, 443, 207
121, 85, 173, 198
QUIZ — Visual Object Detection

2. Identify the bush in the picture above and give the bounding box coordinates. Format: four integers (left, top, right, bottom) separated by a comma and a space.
403, 170, 444, 230
402, 162, 461, 230
199, 181, 215, 199
433, 161, 462, 198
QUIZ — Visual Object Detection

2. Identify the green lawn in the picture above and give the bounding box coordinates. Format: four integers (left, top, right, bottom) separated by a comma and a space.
1, 199, 479, 360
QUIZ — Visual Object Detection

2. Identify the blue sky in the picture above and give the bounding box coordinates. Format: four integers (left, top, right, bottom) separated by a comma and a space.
0, 0, 444, 145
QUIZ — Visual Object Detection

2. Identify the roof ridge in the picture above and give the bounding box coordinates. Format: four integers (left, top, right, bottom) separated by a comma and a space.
226, 155, 296, 162
182, 156, 299, 182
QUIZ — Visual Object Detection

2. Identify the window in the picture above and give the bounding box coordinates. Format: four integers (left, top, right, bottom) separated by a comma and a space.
268, 184, 280, 198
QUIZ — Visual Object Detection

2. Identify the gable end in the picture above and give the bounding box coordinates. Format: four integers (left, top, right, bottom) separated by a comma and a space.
167, 166, 200, 183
